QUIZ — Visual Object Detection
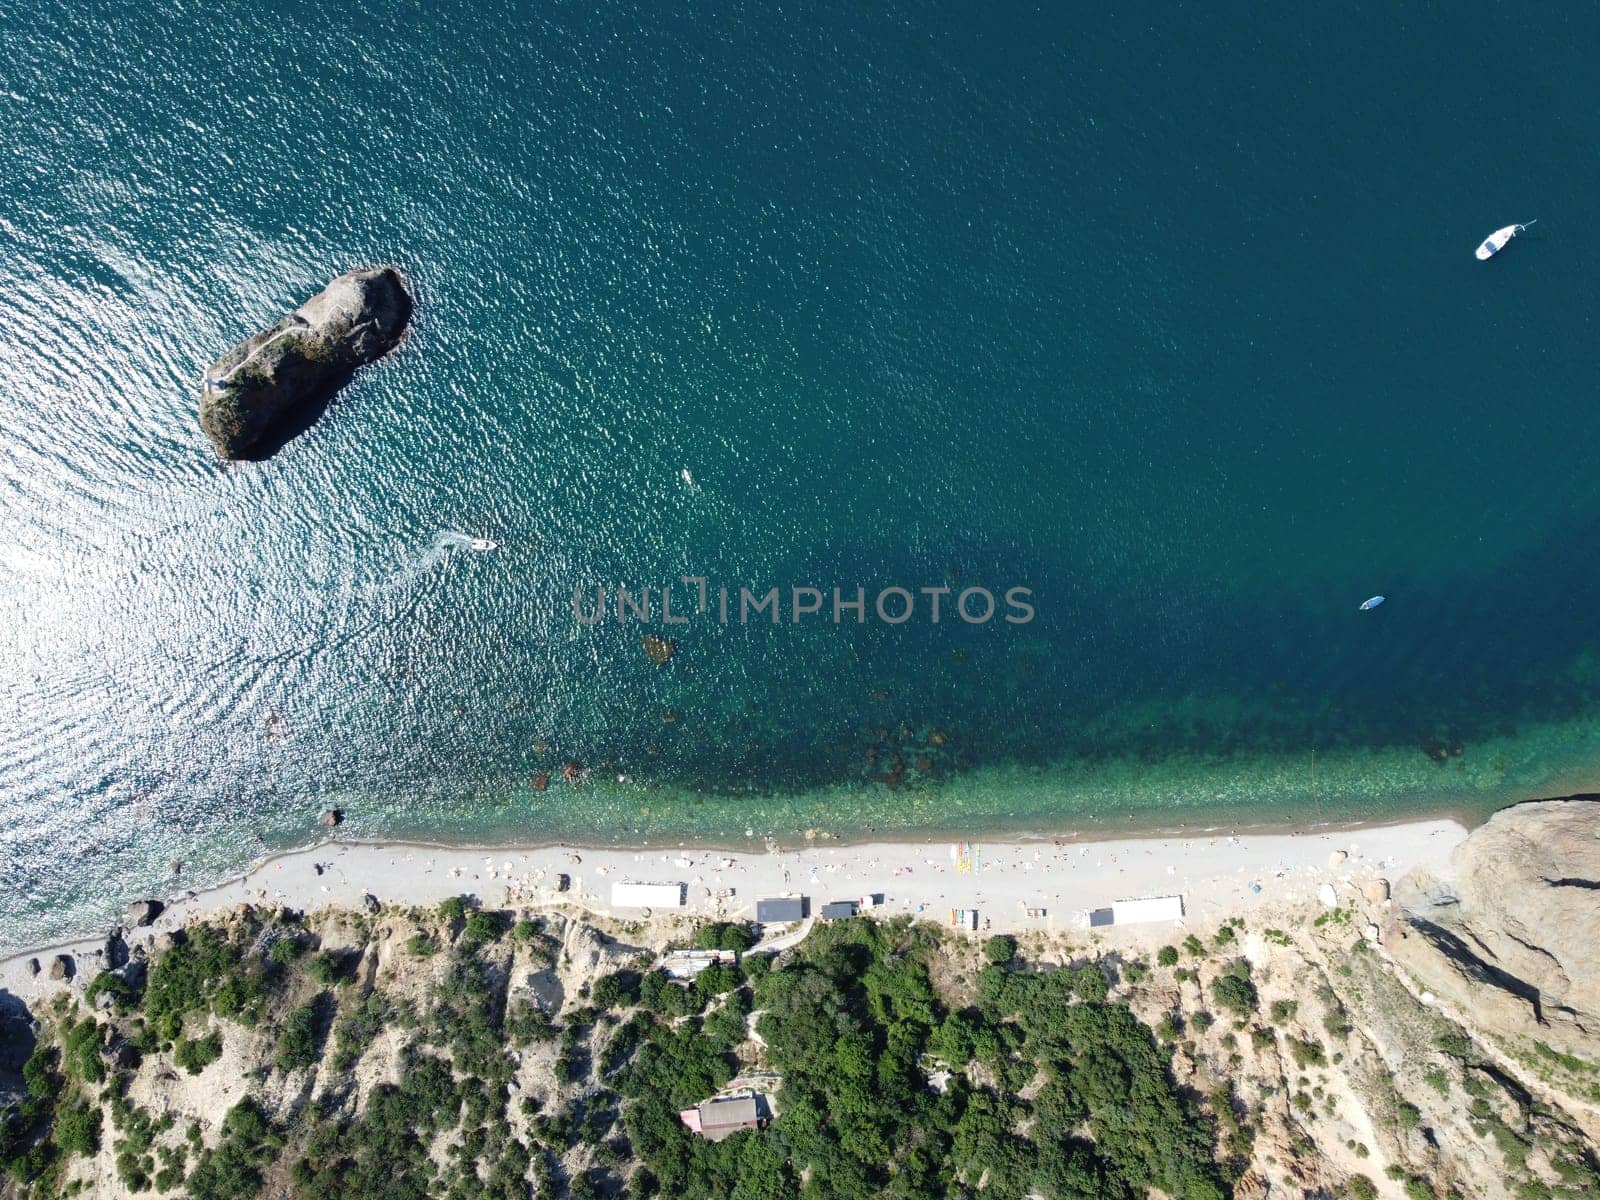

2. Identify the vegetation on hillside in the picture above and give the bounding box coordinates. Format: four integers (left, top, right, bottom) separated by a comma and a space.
1, 902, 1236, 1200
5, 899, 1598, 1200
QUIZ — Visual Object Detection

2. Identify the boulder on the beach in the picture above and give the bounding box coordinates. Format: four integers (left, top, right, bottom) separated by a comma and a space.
1327, 849, 1347, 869
103, 931, 129, 970
1364, 878, 1390, 903
318, 808, 343, 828
47, 954, 73, 981
362, 893, 381, 914
198, 267, 413, 460
123, 899, 162, 928
1391, 798, 1600, 1058
26, 958, 39, 977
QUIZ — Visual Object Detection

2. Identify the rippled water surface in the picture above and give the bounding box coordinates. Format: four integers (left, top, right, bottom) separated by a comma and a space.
5, 1, 1600, 949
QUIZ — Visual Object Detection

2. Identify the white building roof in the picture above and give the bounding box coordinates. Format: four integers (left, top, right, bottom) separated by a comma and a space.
1108, 895, 1185, 925
611, 881, 686, 908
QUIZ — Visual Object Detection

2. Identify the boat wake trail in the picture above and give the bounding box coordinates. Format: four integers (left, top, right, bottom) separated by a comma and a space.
376, 530, 496, 591
230, 529, 500, 678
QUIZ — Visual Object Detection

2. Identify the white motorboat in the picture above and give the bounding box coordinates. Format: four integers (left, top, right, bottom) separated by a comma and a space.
470, 538, 498, 551
1475, 220, 1535, 260
1359, 595, 1385, 611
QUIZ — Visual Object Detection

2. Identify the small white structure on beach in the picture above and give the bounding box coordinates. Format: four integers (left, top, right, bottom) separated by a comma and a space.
1088, 895, 1185, 928
611, 881, 686, 909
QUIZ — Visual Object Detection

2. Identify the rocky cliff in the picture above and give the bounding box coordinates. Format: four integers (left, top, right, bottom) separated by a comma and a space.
1390, 798, 1600, 1060
197, 267, 412, 460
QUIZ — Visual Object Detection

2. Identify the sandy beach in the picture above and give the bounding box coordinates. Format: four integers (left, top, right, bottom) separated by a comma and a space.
0, 817, 1467, 1003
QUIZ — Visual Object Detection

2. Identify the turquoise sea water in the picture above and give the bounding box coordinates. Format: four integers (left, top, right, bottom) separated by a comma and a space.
5, 1, 1600, 949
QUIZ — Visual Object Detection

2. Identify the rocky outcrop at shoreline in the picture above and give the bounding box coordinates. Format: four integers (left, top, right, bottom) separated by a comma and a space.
121, 899, 161, 929
197, 267, 412, 460
1391, 798, 1600, 1058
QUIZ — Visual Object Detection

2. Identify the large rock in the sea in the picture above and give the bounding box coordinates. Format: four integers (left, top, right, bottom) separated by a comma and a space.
1390, 799, 1600, 1057
198, 267, 412, 460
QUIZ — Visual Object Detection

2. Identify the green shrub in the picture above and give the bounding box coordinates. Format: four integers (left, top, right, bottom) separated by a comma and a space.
144, 925, 267, 1027
1269, 999, 1298, 1023
696, 922, 755, 952
305, 951, 345, 987
61, 1018, 104, 1084
1288, 1037, 1326, 1069
185, 1098, 280, 1200
694, 963, 741, 1002
405, 933, 437, 958
438, 895, 470, 923
1157, 945, 1179, 967
330, 992, 391, 1073
591, 971, 640, 1011
174, 1031, 224, 1075
983, 935, 1017, 964
462, 910, 508, 947
1211, 967, 1257, 1015
1074, 964, 1109, 1002
52, 1100, 100, 1157
275, 1000, 322, 1073
84, 971, 142, 1012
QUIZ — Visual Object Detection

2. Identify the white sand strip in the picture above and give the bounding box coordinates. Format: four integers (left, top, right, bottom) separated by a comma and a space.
0, 818, 1467, 1003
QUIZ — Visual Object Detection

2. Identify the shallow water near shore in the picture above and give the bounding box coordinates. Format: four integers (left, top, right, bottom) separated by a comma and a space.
6, 1, 1600, 950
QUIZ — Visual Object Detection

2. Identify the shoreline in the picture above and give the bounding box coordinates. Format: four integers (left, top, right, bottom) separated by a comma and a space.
14, 713, 1591, 960
320, 798, 1492, 854
0, 815, 1469, 1003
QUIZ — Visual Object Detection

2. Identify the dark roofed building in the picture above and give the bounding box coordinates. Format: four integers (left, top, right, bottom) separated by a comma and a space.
756, 896, 808, 922
819, 900, 858, 920
679, 1095, 765, 1142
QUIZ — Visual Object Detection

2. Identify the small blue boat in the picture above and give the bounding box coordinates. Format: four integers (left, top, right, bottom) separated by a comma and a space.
1359, 595, 1385, 611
